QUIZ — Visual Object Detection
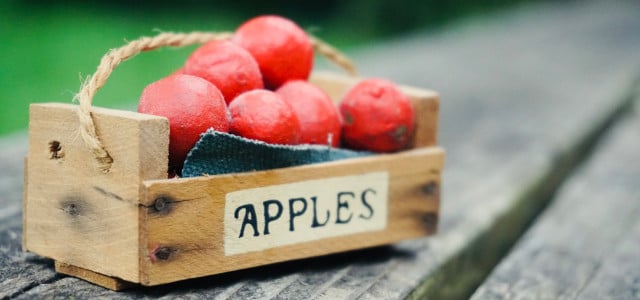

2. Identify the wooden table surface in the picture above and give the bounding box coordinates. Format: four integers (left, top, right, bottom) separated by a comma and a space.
2, 0, 640, 299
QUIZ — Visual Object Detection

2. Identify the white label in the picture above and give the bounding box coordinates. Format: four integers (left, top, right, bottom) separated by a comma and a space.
224, 172, 389, 255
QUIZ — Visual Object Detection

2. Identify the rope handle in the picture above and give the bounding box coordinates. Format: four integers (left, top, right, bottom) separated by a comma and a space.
73, 31, 358, 173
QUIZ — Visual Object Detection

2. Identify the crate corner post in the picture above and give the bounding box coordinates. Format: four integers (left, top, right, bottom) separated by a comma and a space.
23, 103, 169, 289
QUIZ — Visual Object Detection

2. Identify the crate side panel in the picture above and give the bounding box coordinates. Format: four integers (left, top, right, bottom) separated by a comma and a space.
140, 147, 443, 285
23, 103, 169, 283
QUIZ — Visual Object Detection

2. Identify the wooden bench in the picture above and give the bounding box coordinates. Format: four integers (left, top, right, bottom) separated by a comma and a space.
1, 0, 640, 298
472, 103, 640, 299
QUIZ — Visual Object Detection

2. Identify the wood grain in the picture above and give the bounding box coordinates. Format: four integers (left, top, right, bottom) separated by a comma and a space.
471, 103, 640, 299
140, 147, 444, 285
23, 103, 168, 283
2, 1, 640, 298
55, 261, 134, 291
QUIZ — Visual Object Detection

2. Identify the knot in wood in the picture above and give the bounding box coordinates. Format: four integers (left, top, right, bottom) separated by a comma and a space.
152, 196, 173, 214
49, 140, 64, 160
64, 203, 79, 216
422, 213, 439, 230
153, 246, 176, 261
422, 181, 439, 197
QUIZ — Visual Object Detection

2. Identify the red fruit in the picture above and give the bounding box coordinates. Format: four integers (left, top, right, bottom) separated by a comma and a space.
138, 74, 229, 172
184, 40, 263, 104
276, 80, 341, 147
229, 90, 300, 145
339, 79, 415, 152
232, 15, 313, 89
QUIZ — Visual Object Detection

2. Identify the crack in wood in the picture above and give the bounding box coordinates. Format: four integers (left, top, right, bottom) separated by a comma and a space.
2, 272, 63, 299
408, 74, 640, 300
148, 195, 174, 215
93, 186, 124, 201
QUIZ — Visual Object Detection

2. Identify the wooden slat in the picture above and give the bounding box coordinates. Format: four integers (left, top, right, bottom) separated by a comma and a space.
22, 103, 168, 283
2, 1, 640, 298
471, 103, 640, 299
140, 147, 444, 285
55, 261, 134, 291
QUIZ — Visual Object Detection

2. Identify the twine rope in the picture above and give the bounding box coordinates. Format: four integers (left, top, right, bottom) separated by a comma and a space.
310, 36, 357, 76
74, 31, 357, 173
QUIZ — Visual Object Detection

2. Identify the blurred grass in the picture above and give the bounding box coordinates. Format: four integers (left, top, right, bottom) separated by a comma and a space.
0, 0, 529, 137
0, 2, 374, 137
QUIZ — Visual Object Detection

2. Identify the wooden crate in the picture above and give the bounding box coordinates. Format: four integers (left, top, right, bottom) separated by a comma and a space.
22, 71, 444, 290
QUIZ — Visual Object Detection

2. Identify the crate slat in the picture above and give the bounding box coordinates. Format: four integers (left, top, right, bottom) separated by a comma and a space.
140, 147, 444, 285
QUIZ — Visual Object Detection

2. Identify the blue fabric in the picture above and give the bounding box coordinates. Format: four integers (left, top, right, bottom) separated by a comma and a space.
182, 129, 372, 177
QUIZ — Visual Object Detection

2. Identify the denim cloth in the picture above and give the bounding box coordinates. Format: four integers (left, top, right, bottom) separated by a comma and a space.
181, 129, 372, 177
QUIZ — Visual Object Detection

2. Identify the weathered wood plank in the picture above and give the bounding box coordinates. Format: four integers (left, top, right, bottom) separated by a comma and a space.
2, 0, 640, 298
471, 103, 640, 299
579, 212, 640, 299
0, 221, 61, 299
0, 135, 62, 299
347, 1, 640, 299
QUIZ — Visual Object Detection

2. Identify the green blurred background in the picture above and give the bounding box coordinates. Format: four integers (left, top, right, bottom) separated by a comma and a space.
0, 0, 527, 137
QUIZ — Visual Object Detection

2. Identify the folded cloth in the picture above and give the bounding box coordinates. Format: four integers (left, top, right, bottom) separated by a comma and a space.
181, 129, 373, 177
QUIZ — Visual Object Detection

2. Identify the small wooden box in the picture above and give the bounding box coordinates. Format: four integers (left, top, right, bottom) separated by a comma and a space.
22, 71, 444, 290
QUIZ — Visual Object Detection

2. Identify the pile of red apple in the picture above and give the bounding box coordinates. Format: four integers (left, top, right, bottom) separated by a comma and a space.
138, 15, 415, 174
